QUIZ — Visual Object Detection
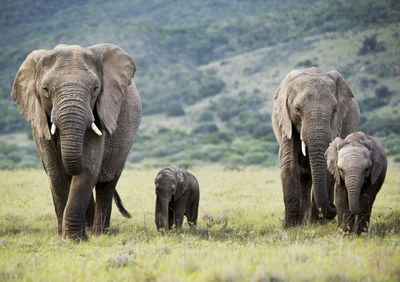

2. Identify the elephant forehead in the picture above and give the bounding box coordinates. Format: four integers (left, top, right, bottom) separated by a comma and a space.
290, 77, 336, 100
338, 146, 371, 168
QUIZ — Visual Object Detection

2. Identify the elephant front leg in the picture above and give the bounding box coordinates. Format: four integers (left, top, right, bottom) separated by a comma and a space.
93, 177, 119, 235
279, 140, 302, 228
354, 185, 377, 234
62, 174, 96, 241
335, 184, 353, 232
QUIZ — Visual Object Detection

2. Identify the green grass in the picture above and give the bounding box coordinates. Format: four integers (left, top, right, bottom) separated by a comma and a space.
1, 167, 400, 281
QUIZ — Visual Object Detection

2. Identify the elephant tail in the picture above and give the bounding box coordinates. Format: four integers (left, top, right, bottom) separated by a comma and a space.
113, 190, 132, 218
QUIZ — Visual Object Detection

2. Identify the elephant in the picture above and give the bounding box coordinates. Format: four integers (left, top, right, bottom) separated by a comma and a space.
11, 43, 142, 241
325, 132, 387, 234
272, 67, 360, 227
154, 166, 199, 232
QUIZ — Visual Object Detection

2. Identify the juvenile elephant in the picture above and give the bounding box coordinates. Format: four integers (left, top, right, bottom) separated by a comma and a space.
11, 43, 142, 241
154, 166, 199, 232
325, 132, 387, 234
272, 67, 360, 227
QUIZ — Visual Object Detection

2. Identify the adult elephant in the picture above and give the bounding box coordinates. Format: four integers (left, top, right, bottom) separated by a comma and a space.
272, 67, 359, 227
11, 43, 142, 241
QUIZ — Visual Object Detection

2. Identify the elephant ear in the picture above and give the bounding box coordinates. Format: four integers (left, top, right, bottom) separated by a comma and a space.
88, 43, 136, 136
273, 70, 302, 140
327, 71, 354, 138
359, 134, 387, 185
325, 137, 345, 184
174, 169, 188, 201
11, 50, 51, 140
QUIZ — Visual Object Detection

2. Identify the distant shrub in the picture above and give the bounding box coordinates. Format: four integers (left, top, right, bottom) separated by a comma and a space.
198, 79, 225, 97
394, 156, 400, 163
197, 111, 214, 122
358, 35, 386, 55
166, 103, 185, 116
192, 124, 219, 134
295, 59, 318, 68
375, 85, 393, 100
360, 116, 400, 136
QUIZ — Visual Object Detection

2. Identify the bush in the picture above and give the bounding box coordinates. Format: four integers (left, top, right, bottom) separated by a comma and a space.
295, 59, 318, 68
198, 79, 226, 98
358, 35, 386, 55
197, 111, 214, 122
375, 85, 393, 100
166, 103, 185, 116
360, 116, 400, 136
192, 124, 219, 134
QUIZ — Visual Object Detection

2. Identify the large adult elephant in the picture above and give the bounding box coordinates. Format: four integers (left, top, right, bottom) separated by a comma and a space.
272, 67, 359, 227
11, 43, 142, 241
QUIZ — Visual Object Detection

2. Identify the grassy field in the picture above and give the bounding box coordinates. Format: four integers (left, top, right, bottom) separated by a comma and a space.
1, 167, 399, 281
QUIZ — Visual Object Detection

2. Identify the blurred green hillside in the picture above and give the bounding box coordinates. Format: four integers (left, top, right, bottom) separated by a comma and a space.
1, 0, 399, 169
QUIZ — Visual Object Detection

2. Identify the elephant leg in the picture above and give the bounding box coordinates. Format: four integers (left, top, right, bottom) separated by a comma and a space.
49, 178, 70, 237
93, 177, 120, 235
354, 185, 377, 234
279, 139, 302, 228
62, 174, 96, 241
86, 194, 95, 228
168, 206, 174, 230
174, 204, 186, 230
335, 184, 353, 232
186, 201, 199, 227
299, 154, 311, 224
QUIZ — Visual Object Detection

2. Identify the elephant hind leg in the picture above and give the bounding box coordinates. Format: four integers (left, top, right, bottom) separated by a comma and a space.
93, 176, 120, 235
186, 201, 199, 227
85, 194, 95, 228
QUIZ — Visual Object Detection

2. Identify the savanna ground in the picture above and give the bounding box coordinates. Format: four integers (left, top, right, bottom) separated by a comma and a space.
1, 166, 399, 281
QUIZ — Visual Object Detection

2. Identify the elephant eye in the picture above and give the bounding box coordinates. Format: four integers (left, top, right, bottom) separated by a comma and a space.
42, 87, 50, 97
93, 86, 99, 92
295, 106, 301, 113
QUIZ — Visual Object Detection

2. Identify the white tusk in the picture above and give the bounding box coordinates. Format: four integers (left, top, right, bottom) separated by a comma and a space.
51, 123, 56, 135
91, 122, 102, 136
302, 140, 307, 156
300, 131, 306, 156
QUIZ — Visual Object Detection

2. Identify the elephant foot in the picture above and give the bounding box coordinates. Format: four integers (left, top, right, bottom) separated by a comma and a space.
62, 224, 89, 242
284, 215, 302, 228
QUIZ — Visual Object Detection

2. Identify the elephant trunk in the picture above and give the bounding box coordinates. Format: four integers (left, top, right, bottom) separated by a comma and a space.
57, 96, 89, 175
304, 119, 336, 219
160, 199, 170, 232
345, 174, 362, 215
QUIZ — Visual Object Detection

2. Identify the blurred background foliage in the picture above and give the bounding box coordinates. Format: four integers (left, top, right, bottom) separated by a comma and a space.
0, 0, 399, 169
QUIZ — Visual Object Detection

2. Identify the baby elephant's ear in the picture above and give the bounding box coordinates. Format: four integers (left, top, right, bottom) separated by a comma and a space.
368, 137, 387, 185
325, 137, 345, 184
175, 170, 188, 200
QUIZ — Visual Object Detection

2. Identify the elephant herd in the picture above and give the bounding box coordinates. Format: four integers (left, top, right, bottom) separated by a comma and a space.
11, 43, 387, 241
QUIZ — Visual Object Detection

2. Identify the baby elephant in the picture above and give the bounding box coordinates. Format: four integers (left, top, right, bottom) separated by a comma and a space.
325, 132, 387, 234
154, 166, 199, 231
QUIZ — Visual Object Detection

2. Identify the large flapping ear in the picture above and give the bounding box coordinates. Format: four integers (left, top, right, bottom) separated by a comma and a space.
357, 134, 387, 185
174, 168, 188, 201
327, 71, 354, 137
88, 43, 136, 135
273, 69, 302, 140
325, 137, 345, 184
11, 50, 51, 140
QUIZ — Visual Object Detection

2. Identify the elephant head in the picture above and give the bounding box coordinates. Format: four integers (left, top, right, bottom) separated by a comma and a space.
325, 132, 386, 214
154, 166, 187, 231
11, 44, 136, 175
274, 67, 357, 218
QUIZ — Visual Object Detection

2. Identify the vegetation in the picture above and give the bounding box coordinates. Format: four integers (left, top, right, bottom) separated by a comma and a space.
1, 0, 400, 168
1, 168, 399, 280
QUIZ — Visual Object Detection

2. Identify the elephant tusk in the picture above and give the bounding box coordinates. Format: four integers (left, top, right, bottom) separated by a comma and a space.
302, 140, 307, 156
51, 123, 56, 135
91, 122, 102, 136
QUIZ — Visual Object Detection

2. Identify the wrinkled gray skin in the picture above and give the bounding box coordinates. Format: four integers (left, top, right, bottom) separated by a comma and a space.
155, 166, 199, 232
325, 132, 387, 234
11, 44, 141, 241
272, 68, 360, 227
